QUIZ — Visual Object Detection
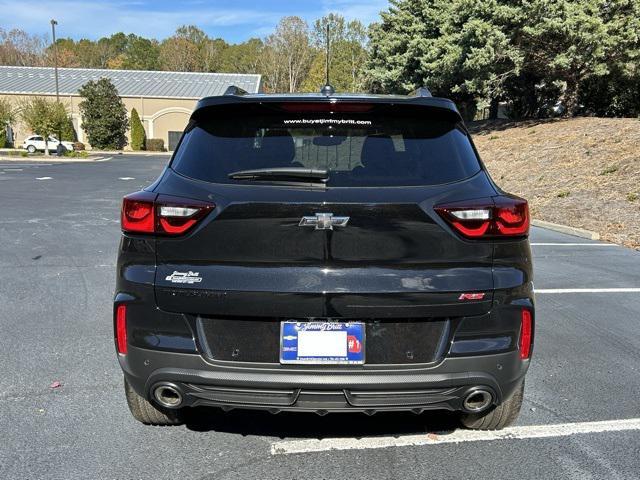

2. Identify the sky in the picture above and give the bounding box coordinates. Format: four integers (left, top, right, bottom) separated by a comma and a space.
0, 0, 390, 43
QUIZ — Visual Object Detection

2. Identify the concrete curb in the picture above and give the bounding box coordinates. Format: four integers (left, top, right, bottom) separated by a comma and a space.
0, 155, 101, 163
89, 150, 172, 156
532, 219, 600, 240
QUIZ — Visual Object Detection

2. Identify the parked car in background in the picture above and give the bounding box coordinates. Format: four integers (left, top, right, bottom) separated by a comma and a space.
23, 135, 74, 153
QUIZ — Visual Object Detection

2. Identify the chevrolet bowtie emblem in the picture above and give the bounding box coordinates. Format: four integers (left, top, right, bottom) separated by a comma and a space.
299, 213, 350, 230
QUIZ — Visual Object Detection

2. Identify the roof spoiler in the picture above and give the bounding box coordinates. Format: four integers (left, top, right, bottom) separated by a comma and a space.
223, 85, 248, 96
409, 86, 432, 97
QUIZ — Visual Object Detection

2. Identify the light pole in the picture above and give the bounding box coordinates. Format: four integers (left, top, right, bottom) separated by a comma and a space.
50, 19, 59, 103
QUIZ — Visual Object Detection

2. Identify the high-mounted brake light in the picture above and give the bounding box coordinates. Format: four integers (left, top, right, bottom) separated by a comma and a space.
115, 304, 127, 355
434, 196, 529, 239
519, 309, 533, 359
121, 192, 214, 236
278, 102, 374, 113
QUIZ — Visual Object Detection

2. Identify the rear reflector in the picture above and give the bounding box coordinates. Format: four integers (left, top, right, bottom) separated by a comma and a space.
115, 304, 127, 355
519, 309, 533, 359
121, 192, 214, 236
435, 195, 529, 239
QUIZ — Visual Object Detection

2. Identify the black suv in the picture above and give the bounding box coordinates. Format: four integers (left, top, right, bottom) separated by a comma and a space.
115, 87, 533, 430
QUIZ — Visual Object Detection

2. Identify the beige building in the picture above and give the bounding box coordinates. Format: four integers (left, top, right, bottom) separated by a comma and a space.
0, 66, 262, 151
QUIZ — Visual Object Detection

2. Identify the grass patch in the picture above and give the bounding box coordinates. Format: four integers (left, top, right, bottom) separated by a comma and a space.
556, 190, 571, 198
600, 165, 619, 175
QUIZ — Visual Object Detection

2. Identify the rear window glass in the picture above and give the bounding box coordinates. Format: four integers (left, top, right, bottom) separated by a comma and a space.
171, 106, 480, 187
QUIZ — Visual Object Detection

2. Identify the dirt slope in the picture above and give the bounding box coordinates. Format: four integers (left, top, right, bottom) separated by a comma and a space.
470, 117, 640, 248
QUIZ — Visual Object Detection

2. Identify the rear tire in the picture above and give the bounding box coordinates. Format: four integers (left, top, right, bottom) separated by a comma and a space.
27, 145, 36, 154
460, 380, 524, 430
124, 378, 183, 426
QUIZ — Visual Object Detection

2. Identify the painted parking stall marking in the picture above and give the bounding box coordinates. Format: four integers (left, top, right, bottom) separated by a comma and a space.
270, 418, 640, 455
536, 288, 640, 294
531, 243, 617, 247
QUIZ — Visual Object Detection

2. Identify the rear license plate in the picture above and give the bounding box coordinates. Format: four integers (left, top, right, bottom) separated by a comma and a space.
280, 321, 365, 365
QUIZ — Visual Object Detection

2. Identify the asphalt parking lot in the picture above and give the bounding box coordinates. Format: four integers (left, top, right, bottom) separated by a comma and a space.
1, 154, 639, 479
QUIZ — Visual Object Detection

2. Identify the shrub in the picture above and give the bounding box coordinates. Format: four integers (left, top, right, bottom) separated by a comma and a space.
73, 142, 85, 151
145, 138, 165, 151
60, 116, 76, 142
0, 99, 15, 147
64, 150, 89, 158
130, 108, 145, 151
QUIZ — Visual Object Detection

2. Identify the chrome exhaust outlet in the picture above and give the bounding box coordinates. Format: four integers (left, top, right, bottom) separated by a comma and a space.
463, 389, 493, 413
153, 383, 183, 409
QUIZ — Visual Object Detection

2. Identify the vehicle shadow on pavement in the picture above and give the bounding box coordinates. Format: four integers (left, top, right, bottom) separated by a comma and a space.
183, 407, 460, 439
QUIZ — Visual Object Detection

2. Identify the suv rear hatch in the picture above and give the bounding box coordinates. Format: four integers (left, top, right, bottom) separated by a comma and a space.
152, 100, 500, 321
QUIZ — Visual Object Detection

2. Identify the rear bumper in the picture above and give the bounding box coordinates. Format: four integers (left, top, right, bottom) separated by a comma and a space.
120, 345, 529, 414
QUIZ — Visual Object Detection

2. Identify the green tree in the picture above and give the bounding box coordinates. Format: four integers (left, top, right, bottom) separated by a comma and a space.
78, 78, 129, 149
367, 0, 524, 119
301, 14, 369, 92
60, 115, 76, 142
219, 38, 263, 73
130, 108, 146, 150
20, 98, 68, 155
519, 0, 611, 114
122, 35, 161, 70
261, 16, 314, 92
0, 98, 16, 147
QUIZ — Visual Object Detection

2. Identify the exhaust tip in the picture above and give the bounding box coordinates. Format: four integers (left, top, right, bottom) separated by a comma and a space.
153, 383, 183, 409
463, 389, 493, 413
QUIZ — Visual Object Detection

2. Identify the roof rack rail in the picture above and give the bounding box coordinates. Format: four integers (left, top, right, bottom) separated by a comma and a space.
409, 86, 432, 97
223, 85, 248, 96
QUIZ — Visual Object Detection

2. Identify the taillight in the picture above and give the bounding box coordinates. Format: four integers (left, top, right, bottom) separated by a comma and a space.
519, 309, 533, 359
434, 196, 529, 239
121, 192, 214, 236
115, 304, 127, 355
121, 191, 155, 233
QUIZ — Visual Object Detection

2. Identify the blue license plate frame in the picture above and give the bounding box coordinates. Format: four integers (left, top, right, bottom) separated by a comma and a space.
280, 321, 365, 365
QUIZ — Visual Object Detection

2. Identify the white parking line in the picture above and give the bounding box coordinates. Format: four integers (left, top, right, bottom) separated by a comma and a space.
95, 156, 112, 162
270, 418, 640, 455
36, 176, 52, 180
118, 177, 135, 180
531, 243, 616, 247
536, 288, 640, 294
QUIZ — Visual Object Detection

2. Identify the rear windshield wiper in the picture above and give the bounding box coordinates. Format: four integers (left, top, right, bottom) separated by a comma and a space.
228, 167, 329, 183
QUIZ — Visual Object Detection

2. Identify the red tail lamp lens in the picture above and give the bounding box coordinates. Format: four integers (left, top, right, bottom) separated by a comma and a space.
495, 199, 529, 236
519, 309, 533, 359
435, 196, 529, 239
116, 304, 127, 355
120, 192, 214, 236
122, 194, 155, 233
